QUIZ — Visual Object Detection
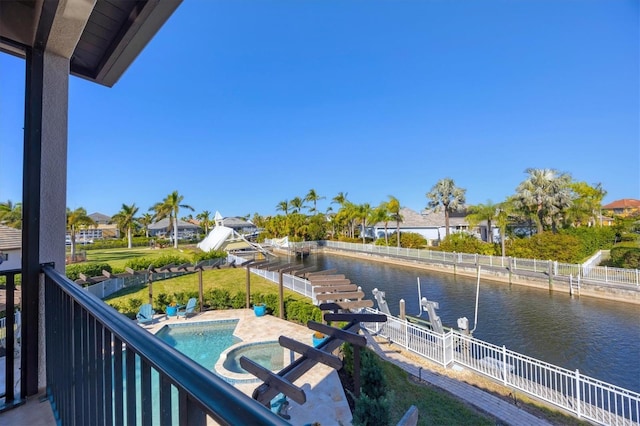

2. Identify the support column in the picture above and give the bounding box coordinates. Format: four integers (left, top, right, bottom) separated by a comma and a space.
22, 46, 70, 397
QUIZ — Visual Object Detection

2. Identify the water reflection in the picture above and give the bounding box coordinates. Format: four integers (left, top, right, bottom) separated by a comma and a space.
299, 253, 640, 392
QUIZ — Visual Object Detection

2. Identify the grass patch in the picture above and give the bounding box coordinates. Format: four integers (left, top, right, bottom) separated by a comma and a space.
381, 360, 495, 425
85, 247, 193, 270
104, 268, 307, 311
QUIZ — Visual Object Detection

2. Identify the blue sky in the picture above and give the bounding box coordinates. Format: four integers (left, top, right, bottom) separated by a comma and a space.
1, 0, 638, 218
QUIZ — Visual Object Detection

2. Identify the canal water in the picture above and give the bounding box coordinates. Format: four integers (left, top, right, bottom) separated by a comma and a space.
298, 253, 640, 393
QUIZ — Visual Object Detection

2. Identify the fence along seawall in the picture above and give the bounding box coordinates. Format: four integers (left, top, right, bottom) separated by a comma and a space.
307, 241, 640, 304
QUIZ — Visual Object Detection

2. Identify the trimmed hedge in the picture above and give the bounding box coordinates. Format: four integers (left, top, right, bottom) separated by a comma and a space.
66, 262, 113, 281
610, 246, 640, 269
108, 287, 323, 323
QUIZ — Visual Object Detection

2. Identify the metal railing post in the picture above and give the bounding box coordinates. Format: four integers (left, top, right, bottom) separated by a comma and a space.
502, 346, 508, 386
575, 369, 581, 419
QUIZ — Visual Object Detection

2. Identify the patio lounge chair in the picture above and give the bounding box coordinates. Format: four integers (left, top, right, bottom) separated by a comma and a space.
177, 298, 197, 319
136, 304, 155, 324
270, 393, 290, 420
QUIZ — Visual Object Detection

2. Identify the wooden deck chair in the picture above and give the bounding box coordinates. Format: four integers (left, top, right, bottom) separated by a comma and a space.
136, 303, 155, 324
177, 298, 197, 319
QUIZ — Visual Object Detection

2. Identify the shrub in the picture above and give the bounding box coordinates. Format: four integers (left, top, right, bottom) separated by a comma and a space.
351, 392, 390, 426
66, 262, 112, 281
284, 300, 323, 324
124, 254, 190, 271
192, 249, 227, 263
83, 237, 152, 250
231, 291, 247, 309
438, 232, 494, 255
561, 227, 616, 258
610, 246, 640, 269
207, 289, 231, 309
508, 232, 581, 262
360, 349, 387, 400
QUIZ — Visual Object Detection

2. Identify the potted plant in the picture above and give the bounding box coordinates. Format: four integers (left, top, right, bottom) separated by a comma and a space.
166, 301, 178, 317
312, 331, 326, 347
253, 302, 266, 317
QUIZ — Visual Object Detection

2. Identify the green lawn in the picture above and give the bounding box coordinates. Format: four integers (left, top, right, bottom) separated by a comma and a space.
104, 268, 308, 313
83, 247, 198, 270
382, 361, 495, 425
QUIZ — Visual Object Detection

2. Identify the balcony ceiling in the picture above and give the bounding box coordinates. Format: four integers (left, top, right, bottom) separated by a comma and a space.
0, 0, 181, 87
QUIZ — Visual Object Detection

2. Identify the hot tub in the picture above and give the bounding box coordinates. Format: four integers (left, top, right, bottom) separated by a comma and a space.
216, 341, 288, 383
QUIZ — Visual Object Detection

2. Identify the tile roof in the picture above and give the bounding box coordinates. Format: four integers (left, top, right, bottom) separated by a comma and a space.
0, 225, 21, 250
602, 199, 640, 209
380, 208, 468, 228
148, 218, 200, 230
89, 212, 112, 224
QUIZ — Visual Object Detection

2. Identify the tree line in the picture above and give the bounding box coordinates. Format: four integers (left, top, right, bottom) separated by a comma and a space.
1, 168, 635, 259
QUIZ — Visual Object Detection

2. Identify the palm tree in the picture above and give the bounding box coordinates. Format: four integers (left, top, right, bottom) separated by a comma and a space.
465, 201, 498, 243
495, 199, 516, 257
567, 182, 607, 227
513, 168, 572, 234
276, 200, 290, 216
387, 196, 403, 247
290, 197, 306, 214
67, 207, 96, 258
357, 203, 373, 244
151, 191, 194, 249
138, 213, 154, 238
197, 210, 213, 234
111, 203, 139, 249
332, 192, 348, 207
305, 189, 325, 214
370, 203, 392, 245
426, 178, 466, 239
0, 200, 22, 229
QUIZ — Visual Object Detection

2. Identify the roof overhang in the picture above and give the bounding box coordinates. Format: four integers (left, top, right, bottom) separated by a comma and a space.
0, 0, 182, 87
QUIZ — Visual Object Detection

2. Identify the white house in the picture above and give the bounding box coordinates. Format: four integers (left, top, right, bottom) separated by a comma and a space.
372, 207, 474, 246
0, 225, 21, 271
148, 218, 201, 239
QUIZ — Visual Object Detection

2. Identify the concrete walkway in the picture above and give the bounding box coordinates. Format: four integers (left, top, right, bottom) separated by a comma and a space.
362, 329, 553, 426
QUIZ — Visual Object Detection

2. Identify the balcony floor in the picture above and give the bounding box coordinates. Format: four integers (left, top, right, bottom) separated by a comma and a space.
1, 393, 56, 426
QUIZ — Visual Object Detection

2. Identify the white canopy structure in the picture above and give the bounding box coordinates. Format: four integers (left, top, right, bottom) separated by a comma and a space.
197, 225, 252, 252
197, 211, 270, 255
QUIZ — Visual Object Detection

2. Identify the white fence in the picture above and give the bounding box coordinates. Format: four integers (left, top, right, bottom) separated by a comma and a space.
240, 254, 639, 425
315, 241, 640, 288
361, 309, 639, 426
0, 311, 21, 349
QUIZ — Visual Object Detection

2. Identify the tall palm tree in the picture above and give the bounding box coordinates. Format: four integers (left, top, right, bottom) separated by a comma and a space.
276, 200, 290, 216
495, 198, 515, 257
305, 189, 325, 214
138, 213, 154, 238
67, 207, 96, 258
426, 178, 466, 238
513, 168, 572, 234
357, 203, 373, 244
152, 191, 194, 249
111, 203, 139, 249
290, 197, 306, 214
197, 210, 213, 234
332, 192, 348, 207
387, 196, 403, 247
465, 201, 498, 243
0, 200, 22, 229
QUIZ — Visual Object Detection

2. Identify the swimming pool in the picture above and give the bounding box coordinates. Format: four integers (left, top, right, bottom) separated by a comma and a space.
155, 320, 241, 371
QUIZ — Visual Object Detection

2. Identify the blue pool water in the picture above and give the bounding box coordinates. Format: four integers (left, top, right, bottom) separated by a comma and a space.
222, 341, 284, 373
155, 320, 241, 370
